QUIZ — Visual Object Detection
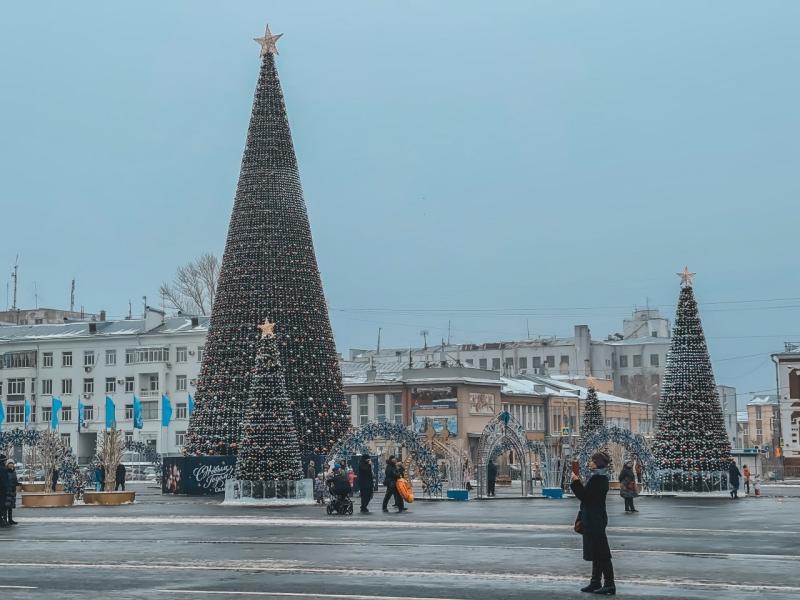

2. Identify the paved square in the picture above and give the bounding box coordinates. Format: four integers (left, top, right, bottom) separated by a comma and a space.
2, 484, 799, 599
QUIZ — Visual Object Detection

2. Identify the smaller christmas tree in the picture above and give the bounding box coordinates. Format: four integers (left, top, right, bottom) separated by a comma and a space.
235, 319, 303, 482
580, 386, 604, 440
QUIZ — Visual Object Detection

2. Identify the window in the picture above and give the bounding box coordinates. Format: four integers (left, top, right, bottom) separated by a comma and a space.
546, 356, 555, 368
42, 352, 53, 368
376, 394, 386, 422
105, 349, 116, 366
509, 404, 545, 431
465, 359, 474, 366
197, 346, 204, 362
560, 355, 570, 366
176, 347, 188, 363
60, 433, 71, 447
392, 393, 403, 424
532, 356, 541, 368
84, 351, 95, 367
141, 401, 158, 420
83, 378, 94, 394
176, 403, 187, 419
504, 357, 514, 369
620, 375, 629, 388
124, 431, 134, 444
176, 375, 187, 392
2, 351, 36, 368
105, 378, 116, 393
125, 377, 135, 393
478, 358, 488, 369
8, 378, 26, 395
7, 405, 24, 423
518, 357, 528, 370
62, 352, 73, 367
83, 405, 94, 421
650, 354, 659, 367
125, 404, 134, 420
148, 374, 159, 391
175, 431, 186, 446
61, 379, 73, 395
62, 405, 73, 422
358, 394, 369, 425
42, 379, 53, 395
637, 419, 652, 434
42, 407, 52, 423
650, 374, 660, 387
492, 358, 501, 371
619, 355, 628, 368
125, 347, 169, 365
633, 354, 642, 368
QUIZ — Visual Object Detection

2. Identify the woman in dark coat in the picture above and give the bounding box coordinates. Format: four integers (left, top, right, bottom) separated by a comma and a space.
0, 455, 8, 527
5, 460, 19, 525
728, 461, 742, 499
570, 451, 615, 595
358, 454, 374, 513
619, 461, 638, 513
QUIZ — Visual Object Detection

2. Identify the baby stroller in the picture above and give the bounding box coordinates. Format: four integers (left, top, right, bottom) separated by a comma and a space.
326, 471, 353, 515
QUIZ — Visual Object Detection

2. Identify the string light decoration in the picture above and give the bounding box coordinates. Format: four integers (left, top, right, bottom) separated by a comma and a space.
235, 320, 304, 481
652, 269, 732, 492
185, 25, 348, 457
580, 386, 604, 440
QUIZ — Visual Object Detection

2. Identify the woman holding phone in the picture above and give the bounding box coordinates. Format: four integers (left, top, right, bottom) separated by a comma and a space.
570, 452, 615, 595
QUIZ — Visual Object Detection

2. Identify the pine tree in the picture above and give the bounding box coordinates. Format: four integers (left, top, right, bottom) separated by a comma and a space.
653, 269, 732, 491
235, 320, 303, 481
580, 387, 604, 439
185, 26, 349, 457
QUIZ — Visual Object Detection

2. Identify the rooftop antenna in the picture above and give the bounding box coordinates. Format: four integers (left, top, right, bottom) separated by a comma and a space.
420, 329, 429, 351
128, 299, 132, 320
447, 320, 451, 345
70, 279, 75, 312
11, 254, 19, 310
142, 296, 147, 318
526, 319, 531, 339
34, 281, 38, 308
376, 327, 382, 354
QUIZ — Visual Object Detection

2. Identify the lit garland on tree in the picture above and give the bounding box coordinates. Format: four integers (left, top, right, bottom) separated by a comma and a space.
235, 320, 303, 481
185, 25, 349, 457
580, 386, 604, 441
653, 268, 732, 491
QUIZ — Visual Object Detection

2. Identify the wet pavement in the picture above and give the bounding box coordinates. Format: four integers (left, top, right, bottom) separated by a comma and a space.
1, 483, 798, 599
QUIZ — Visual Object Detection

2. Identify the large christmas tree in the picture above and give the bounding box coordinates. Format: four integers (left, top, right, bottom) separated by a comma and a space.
580, 386, 604, 440
185, 26, 349, 457
235, 320, 303, 481
653, 268, 732, 491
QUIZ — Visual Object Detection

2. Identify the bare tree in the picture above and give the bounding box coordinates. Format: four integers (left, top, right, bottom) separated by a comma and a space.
96, 428, 125, 492
159, 253, 220, 315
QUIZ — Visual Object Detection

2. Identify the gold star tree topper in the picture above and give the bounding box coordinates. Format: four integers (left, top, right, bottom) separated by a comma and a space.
258, 319, 276, 338
677, 266, 696, 287
254, 24, 283, 56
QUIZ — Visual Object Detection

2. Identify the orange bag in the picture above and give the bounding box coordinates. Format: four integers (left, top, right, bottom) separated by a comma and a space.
395, 477, 414, 503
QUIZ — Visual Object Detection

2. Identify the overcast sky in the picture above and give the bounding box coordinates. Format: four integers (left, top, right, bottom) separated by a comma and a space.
2, 1, 799, 407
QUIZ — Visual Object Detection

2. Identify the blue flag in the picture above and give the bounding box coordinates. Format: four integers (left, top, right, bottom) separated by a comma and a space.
78, 398, 85, 430
105, 396, 116, 429
0, 400, 5, 430
161, 394, 172, 427
188, 393, 194, 417
24, 399, 31, 428
51, 397, 63, 431
133, 396, 144, 430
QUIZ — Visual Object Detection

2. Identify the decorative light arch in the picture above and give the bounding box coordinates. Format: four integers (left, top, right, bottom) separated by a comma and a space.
574, 426, 660, 491
326, 422, 443, 496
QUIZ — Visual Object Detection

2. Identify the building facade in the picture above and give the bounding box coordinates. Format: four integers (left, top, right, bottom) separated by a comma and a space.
771, 347, 800, 458
0, 308, 206, 461
716, 384, 739, 447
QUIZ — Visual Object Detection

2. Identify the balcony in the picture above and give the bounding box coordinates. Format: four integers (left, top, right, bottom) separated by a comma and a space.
139, 390, 161, 399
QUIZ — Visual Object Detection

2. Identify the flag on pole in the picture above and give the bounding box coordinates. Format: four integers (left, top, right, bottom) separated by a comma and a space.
105, 396, 116, 429
161, 394, 172, 427
133, 396, 144, 430
0, 400, 5, 431
51, 397, 63, 431
188, 393, 194, 417
24, 398, 31, 428
78, 398, 85, 430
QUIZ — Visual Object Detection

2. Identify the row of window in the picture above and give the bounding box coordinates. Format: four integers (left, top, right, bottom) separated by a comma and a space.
35, 346, 205, 369
2, 401, 191, 423
3, 374, 191, 398
618, 374, 660, 389
502, 403, 545, 431
352, 393, 403, 426
52, 431, 186, 448
465, 355, 567, 371
618, 353, 660, 368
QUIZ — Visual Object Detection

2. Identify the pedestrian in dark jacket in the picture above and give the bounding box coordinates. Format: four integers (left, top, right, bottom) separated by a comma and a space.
5, 460, 19, 525
728, 461, 742, 499
115, 463, 127, 491
619, 461, 638, 513
381, 455, 405, 512
51, 467, 59, 492
570, 451, 615, 595
487, 459, 498, 497
358, 454, 374, 513
95, 466, 105, 492
0, 454, 8, 527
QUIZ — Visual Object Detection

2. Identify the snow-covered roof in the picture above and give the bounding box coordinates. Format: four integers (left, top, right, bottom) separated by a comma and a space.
0, 316, 209, 343
605, 336, 671, 347
747, 395, 779, 406
501, 375, 645, 405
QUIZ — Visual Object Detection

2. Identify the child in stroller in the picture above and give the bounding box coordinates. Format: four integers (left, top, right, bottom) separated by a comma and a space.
326, 464, 353, 515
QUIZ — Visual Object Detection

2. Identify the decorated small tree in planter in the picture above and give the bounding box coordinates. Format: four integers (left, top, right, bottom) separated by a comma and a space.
19, 431, 76, 507
39, 431, 64, 491
96, 428, 125, 491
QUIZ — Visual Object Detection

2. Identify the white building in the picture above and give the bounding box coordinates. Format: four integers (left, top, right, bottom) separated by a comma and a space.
771, 345, 800, 458
716, 384, 739, 448
0, 308, 207, 461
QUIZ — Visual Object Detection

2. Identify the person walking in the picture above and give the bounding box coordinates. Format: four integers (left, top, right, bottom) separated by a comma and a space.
95, 465, 105, 492
115, 463, 127, 491
307, 460, 317, 480
5, 460, 19, 526
0, 454, 8, 528
51, 467, 59, 492
358, 453, 374, 513
570, 451, 615, 595
728, 461, 742, 499
487, 459, 498, 497
742, 465, 751, 495
619, 460, 638, 513
381, 455, 405, 513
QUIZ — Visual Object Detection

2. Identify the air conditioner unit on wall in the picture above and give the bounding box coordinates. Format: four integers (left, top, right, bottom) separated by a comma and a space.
188, 350, 195, 356
117, 379, 125, 385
